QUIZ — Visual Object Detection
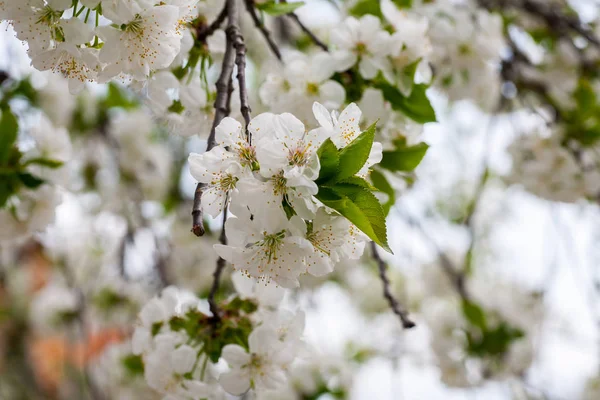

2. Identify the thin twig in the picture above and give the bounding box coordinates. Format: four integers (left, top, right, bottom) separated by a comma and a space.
196, 4, 228, 43
208, 204, 229, 321
191, 0, 237, 237
371, 242, 416, 329
227, 13, 252, 132
286, 13, 328, 51
397, 207, 470, 302
244, 0, 282, 60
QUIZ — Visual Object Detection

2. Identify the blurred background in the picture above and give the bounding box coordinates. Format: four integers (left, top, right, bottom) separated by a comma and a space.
2, 0, 600, 399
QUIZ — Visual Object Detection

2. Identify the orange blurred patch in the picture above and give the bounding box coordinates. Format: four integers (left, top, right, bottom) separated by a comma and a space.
29, 328, 126, 395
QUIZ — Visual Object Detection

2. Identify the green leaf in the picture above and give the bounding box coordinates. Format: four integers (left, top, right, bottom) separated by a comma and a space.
316, 138, 339, 183
392, 0, 412, 8
104, 83, 137, 109
282, 197, 297, 219
316, 185, 391, 252
461, 300, 487, 330
0, 108, 19, 165
24, 158, 64, 169
374, 81, 436, 123
122, 354, 145, 377
338, 176, 374, 189
369, 169, 395, 216
256, 1, 305, 16
379, 142, 429, 172
337, 122, 376, 181
349, 0, 383, 18
18, 173, 45, 189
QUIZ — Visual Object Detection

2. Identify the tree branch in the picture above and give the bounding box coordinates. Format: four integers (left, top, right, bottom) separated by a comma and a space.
227, 13, 252, 134
286, 12, 328, 51
208, 204, 228, 322
398, 208, 470, 302
244, 0, 282, 60
195, 4, 228, 43
371, 242, 416, 329
191, 0, 237, 237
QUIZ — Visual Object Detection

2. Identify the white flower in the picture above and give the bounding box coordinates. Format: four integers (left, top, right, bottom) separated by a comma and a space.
214, 212, 313, 288
188, 148, 246, 218
303, 208, 351, 276
259, 52, 345, 122
0, 185, 62, 242
97, 5, 182, 81
59, 17, 95, 45
255, 113, 324, 179
220, 326, 292, 395
330, 15, 393, 79
4, 0, 70, 56
32, 44, 100, 94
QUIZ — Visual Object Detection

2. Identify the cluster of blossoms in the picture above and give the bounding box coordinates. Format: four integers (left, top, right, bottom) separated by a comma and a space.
507, 127, 600, 203
129, 281, 305, 398
0, 0, 218, 93
409, 259, 545, 387
189, 102, 381, 288
0, 85, 72, 242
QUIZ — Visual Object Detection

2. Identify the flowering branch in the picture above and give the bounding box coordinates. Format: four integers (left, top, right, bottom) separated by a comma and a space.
371, 242, 416, 329
480, 0, 600, 50
244, 0, 283, 60
192, 0, 238, 237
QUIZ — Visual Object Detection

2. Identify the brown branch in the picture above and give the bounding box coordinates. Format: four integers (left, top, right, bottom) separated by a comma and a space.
208, 204, 229, 322
197, 5, 228, 42
227, 16, 252, 133
244, 0, 282, 60
398, 208, 470, 302
191, 0, 237, 237
371, 242, 416, 329
286, 13, 328, 51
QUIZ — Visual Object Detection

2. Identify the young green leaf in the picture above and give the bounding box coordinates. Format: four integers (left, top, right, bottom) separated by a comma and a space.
392, 0, 413, 9
18, 173, 45, 189
256, 1, 305, 16
380, 142, 429, 172
316, 138, 339, 183
375, 81, 436, 123
0, 108, 19, 165
337, 122, 377, 181
23, 158, 64, 169
461, 300, 487, 330
369, 169, 395, 216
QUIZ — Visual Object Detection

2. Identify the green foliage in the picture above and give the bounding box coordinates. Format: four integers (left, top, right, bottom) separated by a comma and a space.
256, 1, 305, 16
562, 79, 600, 146
379, 140, 429, 172
337, 123, 376, 180
122, 354, 145, 377
0, 107, 18, 165
315, 124, 391, 252
374, 81, 436, 124
461, 299, 525, 359
103, 83, 138, 110
369, 169, 395, 215
167, 297, 257, 363
93, 288, 131, 311
349, 0, 383, 19
0, 106, 63, 208
316, 138, 339, 182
